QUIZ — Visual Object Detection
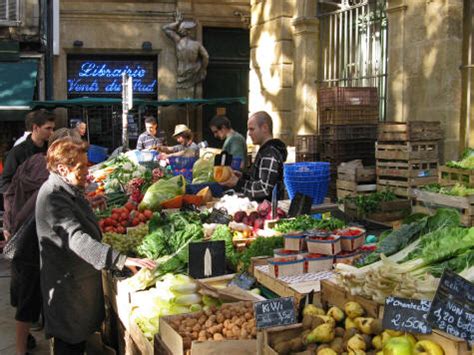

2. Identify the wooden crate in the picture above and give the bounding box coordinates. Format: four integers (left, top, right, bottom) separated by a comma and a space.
129, 321, 154, 355
439, 166, 474, 187
253, 266, 322, 310
377, 176, 438, 198
262, 324, 311, 355
412, 189, 474, 226
377, 121, 442, 142
418, 331, 471, 355
337, 160, 376, 182
318, 107, 379, 125
344, 199, 412, 222
375, 141, 439, 161
102, 271, 133, 330
295, 152, 319, 162
320, 124, 378, 141
376, 159, 438, 179
320, 279, 383, 318
318, 87, 379, 110
336, 179, 376, 199
159, 305, 258, 355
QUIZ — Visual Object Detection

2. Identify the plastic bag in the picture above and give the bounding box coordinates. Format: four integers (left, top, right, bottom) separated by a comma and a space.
192, 152, 215, 184
139, 175, 186, 211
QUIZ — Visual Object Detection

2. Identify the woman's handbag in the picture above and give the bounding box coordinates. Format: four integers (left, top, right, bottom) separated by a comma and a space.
3, 215, 36, 261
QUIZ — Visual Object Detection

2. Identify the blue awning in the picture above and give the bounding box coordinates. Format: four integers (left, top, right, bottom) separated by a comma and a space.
0, 59, 38, 109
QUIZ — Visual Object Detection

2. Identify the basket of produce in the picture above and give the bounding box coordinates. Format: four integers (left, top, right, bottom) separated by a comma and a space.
306, 235, 341, 255
283, 233, 307, 251
335, 227, 366, 252
304, 253, 334, 273
268, 255, 305, 278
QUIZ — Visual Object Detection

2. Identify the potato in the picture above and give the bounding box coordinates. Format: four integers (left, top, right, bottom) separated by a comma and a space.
244, 312, 253, 321
204, 319, 215, 328
191, 331, 198, 340
213, 333, 224, 341
232, 325, 241, 337
216, 313, 225, 324
240, 328, 248, 339
198, 315, 207, 325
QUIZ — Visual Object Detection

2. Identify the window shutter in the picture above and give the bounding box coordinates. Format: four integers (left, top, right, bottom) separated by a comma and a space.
0, 0, 20, 26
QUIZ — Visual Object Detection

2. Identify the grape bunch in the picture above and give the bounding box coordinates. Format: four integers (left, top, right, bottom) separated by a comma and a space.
102, 223, 149, 256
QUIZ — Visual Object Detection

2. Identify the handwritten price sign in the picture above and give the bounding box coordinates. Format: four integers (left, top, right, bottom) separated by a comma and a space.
383, 297, 432, 334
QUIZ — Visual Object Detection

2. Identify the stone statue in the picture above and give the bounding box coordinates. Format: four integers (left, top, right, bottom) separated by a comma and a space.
162, 11, 210, 92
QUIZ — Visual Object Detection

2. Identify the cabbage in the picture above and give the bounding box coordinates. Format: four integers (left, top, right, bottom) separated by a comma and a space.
192, 152, 215, 184
139, 175, 186, 211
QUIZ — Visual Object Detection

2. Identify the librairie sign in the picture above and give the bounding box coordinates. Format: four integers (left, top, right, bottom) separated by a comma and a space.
67, 58, 157, 96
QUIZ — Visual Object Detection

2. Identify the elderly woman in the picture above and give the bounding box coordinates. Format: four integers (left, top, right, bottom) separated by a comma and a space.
4, 128, 81, 355
35, 138, 155, 354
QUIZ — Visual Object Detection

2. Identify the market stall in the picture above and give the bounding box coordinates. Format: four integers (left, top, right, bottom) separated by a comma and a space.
83, 145, 474, 355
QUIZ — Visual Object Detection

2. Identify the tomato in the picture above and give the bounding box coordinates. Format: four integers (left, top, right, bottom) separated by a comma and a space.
132, 218, 139, 226
98, 220, 105, 228
143, 210, 153, 219
105, 226, 114, 233
103, 218, 113, 227
137, 213, 146, 222
117, 226, 126, 234
120, 212, 129, 220
124, 202, 136, 211
111, 213, 120, 221
111, 208, 121, 214
120, 220, 128, 227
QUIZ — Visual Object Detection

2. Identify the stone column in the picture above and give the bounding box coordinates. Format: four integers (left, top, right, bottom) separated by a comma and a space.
292, 0, 319, 137
249, 0, 296, 144
386, 0, 464, 161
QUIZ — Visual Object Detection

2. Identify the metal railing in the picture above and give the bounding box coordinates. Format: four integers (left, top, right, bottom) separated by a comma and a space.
317, 0, 388, 121
0, 0, 21, 26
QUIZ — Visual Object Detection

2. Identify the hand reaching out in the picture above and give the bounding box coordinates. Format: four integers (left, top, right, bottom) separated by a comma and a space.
125, 257, 157, 271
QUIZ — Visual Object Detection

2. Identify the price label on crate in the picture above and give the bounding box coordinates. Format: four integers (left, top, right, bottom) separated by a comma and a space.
382, 296, 432, 334
427, 270, 474, 343
254, 297, 296, 329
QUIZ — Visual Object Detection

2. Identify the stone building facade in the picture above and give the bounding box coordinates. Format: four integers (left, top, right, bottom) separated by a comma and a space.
249, 0, 470, 161
54, 0, 250, 146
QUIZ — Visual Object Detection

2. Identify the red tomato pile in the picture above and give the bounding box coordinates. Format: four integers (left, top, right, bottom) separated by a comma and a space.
98, 201, 153, 234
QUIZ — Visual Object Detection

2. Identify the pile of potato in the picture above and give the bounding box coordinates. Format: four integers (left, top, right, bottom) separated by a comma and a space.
271, 301, 444, 355
167, 302, 257, 350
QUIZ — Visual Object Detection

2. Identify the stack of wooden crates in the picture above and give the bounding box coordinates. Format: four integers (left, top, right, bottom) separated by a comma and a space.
317, 87, 379, 199
336, 160, 376, 200
295, 135, 318, 162
376, 122, 442, 198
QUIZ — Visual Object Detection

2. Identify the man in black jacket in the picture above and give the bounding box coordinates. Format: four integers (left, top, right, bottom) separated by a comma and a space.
0, 110, 55, 196
221, 111, 287, 201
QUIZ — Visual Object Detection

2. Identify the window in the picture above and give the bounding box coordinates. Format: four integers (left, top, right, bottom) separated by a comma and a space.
0, 0, 21, 26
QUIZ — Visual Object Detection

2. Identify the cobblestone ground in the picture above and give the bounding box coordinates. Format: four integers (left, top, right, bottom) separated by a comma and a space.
0, 255, 50, 355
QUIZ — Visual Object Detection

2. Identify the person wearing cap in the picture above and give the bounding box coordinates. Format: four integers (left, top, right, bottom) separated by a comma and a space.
159, 124, 200, 158
136, 115, 166, 150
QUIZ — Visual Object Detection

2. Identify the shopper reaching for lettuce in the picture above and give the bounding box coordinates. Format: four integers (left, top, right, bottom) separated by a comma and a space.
36, 138, 156, 354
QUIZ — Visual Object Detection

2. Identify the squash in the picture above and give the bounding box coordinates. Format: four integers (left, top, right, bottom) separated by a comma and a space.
213, 166, 233, 183
183, 194, 203, 206
196, 186, 213, 203
160, 195, 183, 209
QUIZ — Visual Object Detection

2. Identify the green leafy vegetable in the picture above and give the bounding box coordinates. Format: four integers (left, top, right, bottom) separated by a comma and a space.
275, 215, 345, 234
342, 189, 397, 215
239, 236, 284, 272
139, 175, 186, 211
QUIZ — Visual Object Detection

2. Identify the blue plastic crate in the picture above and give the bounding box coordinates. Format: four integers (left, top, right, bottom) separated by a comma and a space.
171, 168, 193, 183
284, 176, 330, 205
186, 182, 224, 198
88, 145, 108, 164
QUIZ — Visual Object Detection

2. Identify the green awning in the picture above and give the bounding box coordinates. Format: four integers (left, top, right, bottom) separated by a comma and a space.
30, 96, 247, 109
0, 59, 38, 109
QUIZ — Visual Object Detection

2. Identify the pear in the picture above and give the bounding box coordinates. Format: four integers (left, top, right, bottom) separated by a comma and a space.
372, 335, 383, 350
303, 304, 326, 317
349, 351, 367, 355
414, 340, 445, 355
346, 317, 358, 330
369, 319, 383, 335
327, 306, 346, 322
344, 301, 365, 319
354, 317, 375, 335
316, 315, 337, 329
318, 349, 338, 355
312, 316, 326, 329
347, 334, 367, 351
289, 337, 304, 352
403, 334, 417, 348
306, 323, 336, 344
380, 331, 392, 346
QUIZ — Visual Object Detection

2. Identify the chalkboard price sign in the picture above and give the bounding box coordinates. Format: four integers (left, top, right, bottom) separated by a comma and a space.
254, 297, 296, 329
382, 296, 432, 334
427, 269, 474, 343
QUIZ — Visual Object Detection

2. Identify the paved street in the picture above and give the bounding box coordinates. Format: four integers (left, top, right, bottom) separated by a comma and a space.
0, 255, 49, 355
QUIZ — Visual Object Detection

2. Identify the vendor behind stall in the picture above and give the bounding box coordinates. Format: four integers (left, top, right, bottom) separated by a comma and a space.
136, 115, 166, 150
220, 111, 287, 202
159, 124, 200, 158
